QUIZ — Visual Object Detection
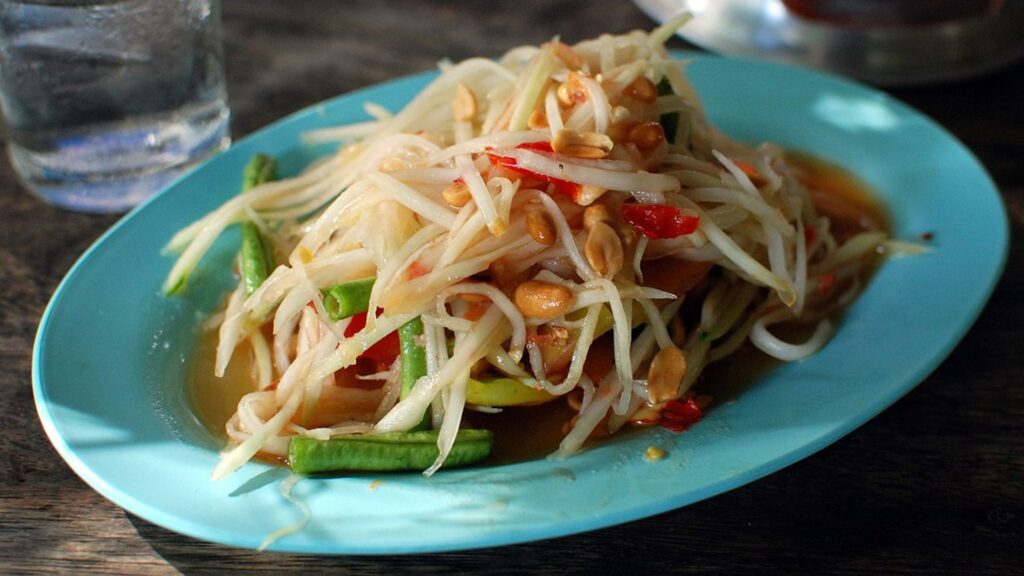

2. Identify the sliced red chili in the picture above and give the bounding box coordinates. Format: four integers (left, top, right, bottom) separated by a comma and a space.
818, 272, 836, 294
620, 203, 700, 239
487, 142, 582, 201
406, 260, 430, 280
660, 397, 703, 432
517, 141, 554, 153
464, 301, 490, 322
344, 310, 401, 364
804, 226, 817, 245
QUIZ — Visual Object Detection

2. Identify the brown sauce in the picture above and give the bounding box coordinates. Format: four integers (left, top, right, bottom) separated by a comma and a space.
187, 151, 888, 463
786, 150, 889, 240
463, 401, 577, 465
187, 327, 258, 438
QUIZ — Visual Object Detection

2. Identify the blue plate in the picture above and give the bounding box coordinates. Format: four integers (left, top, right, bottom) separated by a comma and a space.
33, 53, 1008, 553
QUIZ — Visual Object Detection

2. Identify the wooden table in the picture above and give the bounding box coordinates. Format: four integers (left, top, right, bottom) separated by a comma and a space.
2, 1, 1021, 573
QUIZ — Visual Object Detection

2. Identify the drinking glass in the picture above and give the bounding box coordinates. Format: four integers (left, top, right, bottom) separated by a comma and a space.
0, 0, 230, 212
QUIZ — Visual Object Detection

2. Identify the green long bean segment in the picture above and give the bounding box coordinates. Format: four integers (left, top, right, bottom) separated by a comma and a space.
288, 430, 493, 473
398, 318, 426, 398
657, 79, 679, 145
239, 154, 278, 295
240, 223, 273, 295
398, 317, 429, 431
242, 153, 278, 191
322, 277, 376, 320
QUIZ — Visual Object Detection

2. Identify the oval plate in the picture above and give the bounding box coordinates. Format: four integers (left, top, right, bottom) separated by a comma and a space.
33, 53, 1008, 553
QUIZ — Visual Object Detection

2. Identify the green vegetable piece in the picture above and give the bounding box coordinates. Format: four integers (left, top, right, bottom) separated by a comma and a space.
466, 377, 554, 406
398, 317, 430, 431
167, 154, 279, 297
398, 318, 426, 398
322, 277, 376, 320
240, 222, 273, 295
288, 429, 493, 473
575, 302, 643, 339
239, 154, 279, 294
242, 153, 278, 192
657, 78, 679, 145
165, 275, 187, 297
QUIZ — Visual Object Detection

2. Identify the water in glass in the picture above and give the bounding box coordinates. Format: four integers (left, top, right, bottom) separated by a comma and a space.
0, 0, 230, 212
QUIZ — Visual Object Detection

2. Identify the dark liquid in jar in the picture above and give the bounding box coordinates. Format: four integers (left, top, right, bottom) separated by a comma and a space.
782, 0, 997, 27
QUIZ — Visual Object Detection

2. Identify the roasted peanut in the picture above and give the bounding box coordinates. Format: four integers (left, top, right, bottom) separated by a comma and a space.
575, 184, 608, 206
529, 324, 573, 373
610, 105, 633, 125
582, 204, 612, 231
607, 119, 637, 143
647, 347, 687, 404
624, 76, 658, 103
442, 180, 471, 207
630, 405, 663, 426
529, 324, 571, 357
556, 82, 574, 107
556, 73, 587, 107
628, 121, 666, 151
527, 110, 548, 129
514, 280, 575, 319
584, 221, 624, 277
525, 209, 557, 245
607, 102, 638, 141
551, 129, 613, 159
453, 83, 477, 122
614, 219, 637, 250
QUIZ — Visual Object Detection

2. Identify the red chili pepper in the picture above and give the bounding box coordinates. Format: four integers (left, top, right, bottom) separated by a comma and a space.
818, 272, 836, 294
406, 260, 430, 280
517, 141, 554, 153
464, 301, 490, 322
804, 226, 817, 245
733, 160, 757, 178
620, 203, 700, 239
343, 310, 400, 364
660, 397, 703, 432
487, 142, 582, 201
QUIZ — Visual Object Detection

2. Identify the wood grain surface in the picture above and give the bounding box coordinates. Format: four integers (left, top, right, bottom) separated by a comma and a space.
1, 1, 1021, 574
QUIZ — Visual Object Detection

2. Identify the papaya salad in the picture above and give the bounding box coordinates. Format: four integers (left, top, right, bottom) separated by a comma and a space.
165, 17, 894, 480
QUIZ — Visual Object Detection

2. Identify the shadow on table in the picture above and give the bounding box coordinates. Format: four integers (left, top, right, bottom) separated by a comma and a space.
127, 511, 662, 575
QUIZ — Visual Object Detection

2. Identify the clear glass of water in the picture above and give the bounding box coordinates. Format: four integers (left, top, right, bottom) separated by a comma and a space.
0, 0, 230, 213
